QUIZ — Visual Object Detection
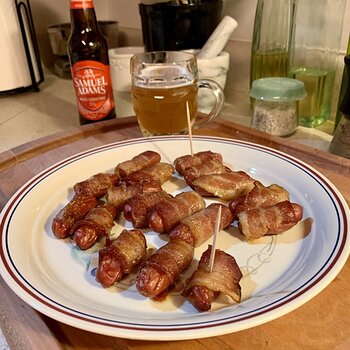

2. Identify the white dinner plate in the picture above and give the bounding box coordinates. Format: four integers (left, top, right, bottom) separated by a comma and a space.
1, 136, 349, 340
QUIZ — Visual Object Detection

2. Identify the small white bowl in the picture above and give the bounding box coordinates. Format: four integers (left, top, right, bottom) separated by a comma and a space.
108, 46, 144, 92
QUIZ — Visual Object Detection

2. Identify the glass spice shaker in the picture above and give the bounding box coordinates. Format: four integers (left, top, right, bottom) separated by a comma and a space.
329, 55, 350, 159
250, 77, 306, 136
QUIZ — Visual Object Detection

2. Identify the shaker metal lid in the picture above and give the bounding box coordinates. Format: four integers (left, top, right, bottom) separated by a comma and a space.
250, 77, 307, 101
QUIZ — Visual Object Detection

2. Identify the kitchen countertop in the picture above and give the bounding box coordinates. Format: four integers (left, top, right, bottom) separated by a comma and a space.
0, 68, 334, 155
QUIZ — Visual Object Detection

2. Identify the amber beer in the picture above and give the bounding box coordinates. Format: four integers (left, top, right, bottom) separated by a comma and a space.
131, 51, 225, 136
132, 81, 198, 136
68, 0, 115, 125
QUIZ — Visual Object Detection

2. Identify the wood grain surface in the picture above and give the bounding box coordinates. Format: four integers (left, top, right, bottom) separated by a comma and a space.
0, 117, 349, 350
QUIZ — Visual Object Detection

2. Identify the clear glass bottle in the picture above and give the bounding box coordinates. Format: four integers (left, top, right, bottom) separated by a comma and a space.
288, 0, 346, 128
250, 0, 296, 86
250, 77, 306, 136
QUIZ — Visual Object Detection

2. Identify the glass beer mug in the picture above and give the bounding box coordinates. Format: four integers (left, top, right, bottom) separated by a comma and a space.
130, 51, 225, 136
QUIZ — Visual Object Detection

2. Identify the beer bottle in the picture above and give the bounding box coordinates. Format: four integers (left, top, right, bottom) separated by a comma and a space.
68, 0, 116, 125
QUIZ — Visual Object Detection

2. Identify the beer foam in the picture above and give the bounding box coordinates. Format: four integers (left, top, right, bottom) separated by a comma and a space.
136, 65, 194, 88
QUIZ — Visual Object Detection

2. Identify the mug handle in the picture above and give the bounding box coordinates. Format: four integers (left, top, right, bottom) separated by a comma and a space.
192, 79, 225, 129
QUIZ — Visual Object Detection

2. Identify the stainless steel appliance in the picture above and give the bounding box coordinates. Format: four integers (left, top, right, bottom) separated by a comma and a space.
0, 0, 44, 94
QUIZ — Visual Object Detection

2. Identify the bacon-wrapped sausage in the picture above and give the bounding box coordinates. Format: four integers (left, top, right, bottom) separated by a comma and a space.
183, 160, 231, 187
106, 181, 162, 210
96, 229, 147, 288
237, 200, 303, 241
73, 173, 119, 198
71, 204, 117, 250
229, 182, 290, 218
182, 246, 242, 312
192, 171, 256, 201
124, 162, 174, 186
148, 191, 206, 233
52, 194, 98, 239
169, 203, 233, 247
115, 151, 161, 178
136, 232, 194, 300
174, 151, 223, 176
124, 191, 172, 228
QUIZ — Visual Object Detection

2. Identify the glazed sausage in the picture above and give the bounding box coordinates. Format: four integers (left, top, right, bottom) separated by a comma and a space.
123, 191, 172, 228
182, 246, 242, 311
96, 229, 147, 288
73, 173, 119, 198
52, 194, 98, 239
148, 191, 205, 233
71, 204, 117, 250
115, 151, 161, 178
169, 203, 234, 247
237, 201, 303, 241
229, 181, 290, 218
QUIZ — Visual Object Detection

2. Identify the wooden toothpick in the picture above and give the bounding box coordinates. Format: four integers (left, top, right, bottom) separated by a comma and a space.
209, 205, 222, 272
186, 101, 194, 157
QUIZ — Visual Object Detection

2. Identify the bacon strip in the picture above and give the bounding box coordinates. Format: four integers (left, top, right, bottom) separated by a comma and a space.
115, 150, 161, 178
169, 203, 233, 247
148, 191, 206, 233
192, 171, 256, 200
124, 191, 172, 228
71, 205, 117, 250
183, 160, 231, 187
237, 201, 303, 241
106, 181, 162, 210
52, 194, 98, 239
124, 162, 174, 186
174, 151, 223, 176
136, 234, 194, 300
73, 173, 120, 198
229, 182, 290, 218
96, 229, 147, 288
182, 246, 242, 311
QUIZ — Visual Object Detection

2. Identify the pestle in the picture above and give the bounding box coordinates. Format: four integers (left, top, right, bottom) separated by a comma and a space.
197, 16, 238, 59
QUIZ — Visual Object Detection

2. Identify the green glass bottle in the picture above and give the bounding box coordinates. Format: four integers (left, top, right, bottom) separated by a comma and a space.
333, 34, 350, 133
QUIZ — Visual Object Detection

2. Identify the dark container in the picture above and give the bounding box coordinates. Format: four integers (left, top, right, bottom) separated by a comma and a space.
139, 1, 223, 52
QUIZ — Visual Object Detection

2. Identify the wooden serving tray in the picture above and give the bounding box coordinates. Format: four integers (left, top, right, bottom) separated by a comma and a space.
0, 117, 349, 350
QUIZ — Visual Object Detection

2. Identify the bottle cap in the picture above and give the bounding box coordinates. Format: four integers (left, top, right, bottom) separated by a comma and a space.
250, 77, 307, 102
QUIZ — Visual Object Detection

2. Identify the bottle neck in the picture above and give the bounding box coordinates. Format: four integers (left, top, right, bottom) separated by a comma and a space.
70, 0, 98, 31
339, 55, 350, 118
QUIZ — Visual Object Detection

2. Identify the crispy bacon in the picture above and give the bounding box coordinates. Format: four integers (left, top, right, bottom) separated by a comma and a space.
123, 191, 172, 228
136, 235, 194, 300
106, 181, 162, 210
174, 151, 223, 176
237, 200, 303, 241
71, 204, 117, 250
183, 160, 231, 187
124, 162, 174, 186
229, 182, 290, 218
52, 194, 98, 239
182, 246, 242, 311
169, 203, 233, 247
192, 171, 256, 200
115, 150, 161, 178
148, 191, 206, 233
73, 173, 120, 198
96, 229, 147, 288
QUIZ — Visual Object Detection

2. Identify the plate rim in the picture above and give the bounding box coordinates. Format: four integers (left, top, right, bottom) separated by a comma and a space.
1, 135, 349, 340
